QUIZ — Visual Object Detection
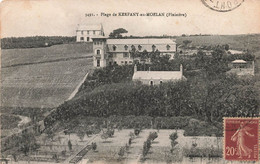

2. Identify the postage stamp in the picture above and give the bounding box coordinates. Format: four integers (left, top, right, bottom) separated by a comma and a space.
224, 117, 259, 161
201, 0, 244, 12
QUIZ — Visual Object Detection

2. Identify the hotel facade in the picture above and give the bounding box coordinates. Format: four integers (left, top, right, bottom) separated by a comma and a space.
92, 37, 177, 67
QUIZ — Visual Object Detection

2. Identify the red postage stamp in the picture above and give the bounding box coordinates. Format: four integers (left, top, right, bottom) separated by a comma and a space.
224, 117, 259, 161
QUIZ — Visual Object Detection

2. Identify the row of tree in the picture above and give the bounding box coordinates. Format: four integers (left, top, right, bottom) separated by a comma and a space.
1, 36, 76, 49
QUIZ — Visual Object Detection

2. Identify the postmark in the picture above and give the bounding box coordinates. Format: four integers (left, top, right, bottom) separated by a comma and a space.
224, 117, 259, 161
201, 0, 244, 12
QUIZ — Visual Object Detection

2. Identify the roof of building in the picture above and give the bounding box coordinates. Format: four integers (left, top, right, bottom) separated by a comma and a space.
92, 36, 108, 39
77, 24, 102, 31
107, 38, 176, 45
133, 71, 184, 80
228, 50, 243, 54
232, 59, 247, 63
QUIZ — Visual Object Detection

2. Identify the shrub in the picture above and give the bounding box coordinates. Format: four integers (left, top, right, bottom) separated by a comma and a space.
76, 129, 85, 141
169, 132, 178, 152
128, 138, 132, 146
107, 129, 115, 137
129, 132, 135, 139
101, 133, 109, 142
148, 132, 158, 141
118, 147, 125, 159
68, 140, 72, 151
134, 129, 141, 136
91, 142, 97, 151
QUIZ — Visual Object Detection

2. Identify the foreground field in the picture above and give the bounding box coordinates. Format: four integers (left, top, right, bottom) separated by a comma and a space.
3, 129, 222, 164
1, 43, 93, 108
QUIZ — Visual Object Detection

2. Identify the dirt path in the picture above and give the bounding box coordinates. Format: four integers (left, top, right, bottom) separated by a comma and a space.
67, 72, 89, 101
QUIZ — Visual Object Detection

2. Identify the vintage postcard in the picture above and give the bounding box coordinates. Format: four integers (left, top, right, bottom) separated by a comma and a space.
0, 0, 260, 163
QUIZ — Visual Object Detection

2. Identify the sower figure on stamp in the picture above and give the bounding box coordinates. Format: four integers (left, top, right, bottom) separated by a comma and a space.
231, 122, 254, 158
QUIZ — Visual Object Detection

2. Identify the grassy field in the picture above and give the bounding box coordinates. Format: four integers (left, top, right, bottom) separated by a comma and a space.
176, 34, 260, 53
1, 43, 93, 108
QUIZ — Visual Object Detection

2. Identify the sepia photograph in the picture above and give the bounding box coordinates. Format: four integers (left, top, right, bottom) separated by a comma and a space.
0, 0, 260, 163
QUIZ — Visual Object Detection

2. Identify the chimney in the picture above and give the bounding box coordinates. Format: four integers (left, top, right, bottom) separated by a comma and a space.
134, 64, 137, 73
180, 64, 183, 76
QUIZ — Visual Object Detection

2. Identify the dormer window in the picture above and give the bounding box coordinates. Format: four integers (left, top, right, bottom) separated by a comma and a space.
113, 45, 117, 51
166, 45, 171, 50
152, 45, 156, 51
131, 45, 135, 50
138, 45, 142, 51
93, 31, 96, 35
81, 31, 84, 35
124, 45, 128, 50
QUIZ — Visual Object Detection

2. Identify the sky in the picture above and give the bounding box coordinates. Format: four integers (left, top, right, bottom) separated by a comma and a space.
1, 0, 260, 37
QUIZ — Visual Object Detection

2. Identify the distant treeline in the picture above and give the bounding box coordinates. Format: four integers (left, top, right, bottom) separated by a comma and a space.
1, 36, 76, 49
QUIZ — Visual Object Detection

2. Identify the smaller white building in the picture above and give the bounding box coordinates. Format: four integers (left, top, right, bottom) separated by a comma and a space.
132, 65, 186, 85
76, 24, 104, 42
228, 60, 255, 76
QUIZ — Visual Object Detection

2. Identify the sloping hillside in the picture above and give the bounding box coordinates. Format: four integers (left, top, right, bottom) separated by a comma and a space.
1, 43, 94, 108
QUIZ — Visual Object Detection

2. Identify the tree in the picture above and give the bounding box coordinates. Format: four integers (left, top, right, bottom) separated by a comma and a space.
45, 128, 55, 141
92, 142, 97, 151
169, 132, 178, 153
19, 131, 40, 156
101, 133, 109, 142
109, 28, 128, 38
224, 44, 229, 51
118, 147, 125, 159
52, 154, 59, 163
183, 40, 192, 47
68, 140, 72, 151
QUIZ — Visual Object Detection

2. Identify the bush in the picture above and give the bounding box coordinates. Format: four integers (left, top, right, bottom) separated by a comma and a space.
118, 147, 125, 159
91, 142, 97, 151
148, 132, 158, 141
134, 129, 141, 136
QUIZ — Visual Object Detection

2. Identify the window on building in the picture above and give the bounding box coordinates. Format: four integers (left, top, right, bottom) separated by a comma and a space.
150, 81, 154, 86
123, 52, 128, 58
94, 41, 96, 45
160, 80, 163, 84
81, 31, 84, 35
125, 61, 128, 65
152, 45, 156, 51
121, 61, 124, 64
87, 37, 90, 42
129, 61, 133, 64
138, 45, 142, 51
93, 31, 96, 35
87, 31, 89, 34
166, 45, 171, 50
97, 60, 100, 67
114, 61, 117, 65
99, 42, 102, 45
96, 49, 101, 55
113, 53, 117, 58
113, 45, 117, 51
80, 37, 84, 41
124, 45, 128, 50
